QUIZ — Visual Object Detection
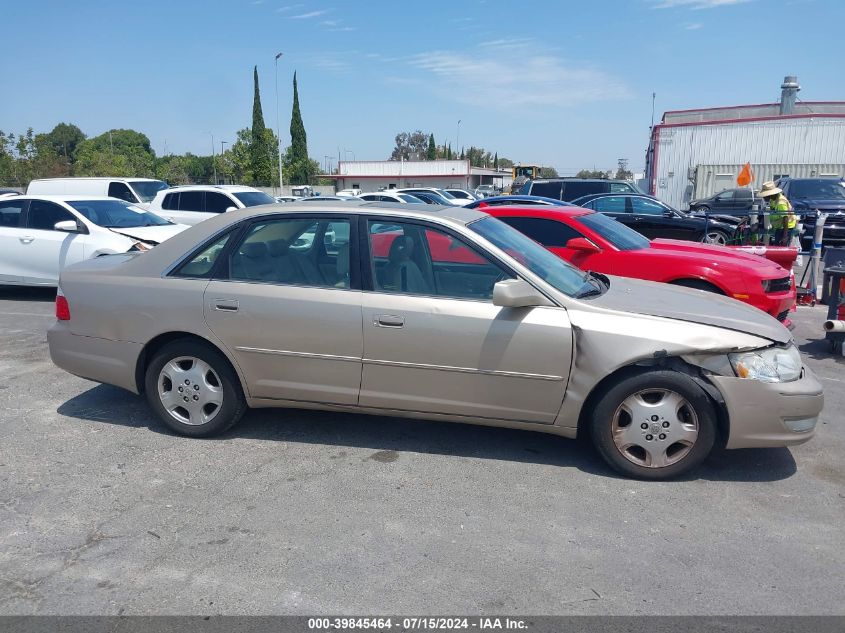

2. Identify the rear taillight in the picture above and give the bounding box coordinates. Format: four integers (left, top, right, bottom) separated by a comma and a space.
55, 291, 70, 321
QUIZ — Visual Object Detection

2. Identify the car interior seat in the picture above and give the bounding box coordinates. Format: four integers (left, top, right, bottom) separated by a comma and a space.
382, 235, 429, 293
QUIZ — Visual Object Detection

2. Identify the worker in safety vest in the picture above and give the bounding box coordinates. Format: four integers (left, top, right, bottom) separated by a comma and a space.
759, 181, 796, 246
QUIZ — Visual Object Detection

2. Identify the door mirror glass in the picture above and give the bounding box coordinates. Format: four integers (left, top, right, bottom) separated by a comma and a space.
492, 279, 550, 308
565, 237, 601, 253
54, 220, 80, 233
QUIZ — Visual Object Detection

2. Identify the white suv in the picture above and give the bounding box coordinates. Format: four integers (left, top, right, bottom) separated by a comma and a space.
148, 185, 275, 226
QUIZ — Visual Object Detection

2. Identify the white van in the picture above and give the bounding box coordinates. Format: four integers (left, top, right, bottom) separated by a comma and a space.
26, 178, 169, 209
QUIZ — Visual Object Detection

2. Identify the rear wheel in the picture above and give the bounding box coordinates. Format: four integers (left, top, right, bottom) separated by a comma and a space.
144, 339, 246, 437
590, 370, 717, 479
696, 205, 710, 214
705, 229, 730, 245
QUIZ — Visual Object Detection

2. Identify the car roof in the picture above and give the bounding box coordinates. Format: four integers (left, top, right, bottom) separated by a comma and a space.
14, 194, 129, 202
571, 192, 657, 202
485, 205, 593, 218
160, 185, 261, 193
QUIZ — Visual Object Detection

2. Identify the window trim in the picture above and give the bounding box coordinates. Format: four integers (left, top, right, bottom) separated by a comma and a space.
359, 214, 517, 302
211, 213, 360, 291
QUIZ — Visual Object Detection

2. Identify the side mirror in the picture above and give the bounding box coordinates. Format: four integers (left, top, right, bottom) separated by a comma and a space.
54, 220, 81, 233
225, 206, 238, 213
565, 237, 601, 253
492, 279, 552, 308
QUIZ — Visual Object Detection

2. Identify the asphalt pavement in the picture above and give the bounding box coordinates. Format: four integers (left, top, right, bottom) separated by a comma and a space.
0, 286, 843, 615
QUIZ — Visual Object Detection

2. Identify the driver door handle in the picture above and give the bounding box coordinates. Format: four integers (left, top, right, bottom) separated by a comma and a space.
374, 314, 404, 328
19, 236, 34, 244
213, 299, 239, 312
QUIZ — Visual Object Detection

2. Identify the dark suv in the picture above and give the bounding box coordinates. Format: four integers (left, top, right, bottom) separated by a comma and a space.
688, 188, 759, 215
520, 178, 642, 202
778, 178, 845, 245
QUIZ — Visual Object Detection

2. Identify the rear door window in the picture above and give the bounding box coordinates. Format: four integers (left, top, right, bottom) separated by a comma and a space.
0, 199, 26, 228
178, 191, 205, 212
162, 192, 180, 210
593, 196, 629, 214
609, 182, 635, 193
563, 181, 607, 201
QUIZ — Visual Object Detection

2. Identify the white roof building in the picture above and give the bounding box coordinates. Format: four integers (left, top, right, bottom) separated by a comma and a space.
645, 76, 845, 209
331, 160, 511, 193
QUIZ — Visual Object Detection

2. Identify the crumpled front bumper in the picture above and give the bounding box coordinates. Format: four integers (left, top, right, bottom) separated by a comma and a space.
708, 365, 824, 449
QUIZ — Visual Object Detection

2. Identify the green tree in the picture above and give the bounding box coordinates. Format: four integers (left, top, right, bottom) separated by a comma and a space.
576, 169, 610, 178
539, 167, 559, 178
42, 123, 86, 163
250, 66, 273, 186
287, 71, 312, 185
74, 129, 156, 177
426, 134, 436, 160
493, 152, 499, 169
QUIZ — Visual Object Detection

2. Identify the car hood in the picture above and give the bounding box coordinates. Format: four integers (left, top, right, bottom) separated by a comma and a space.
689, 211, 744, 225
647, 239, 789, 276
109, 224, 190, 245
792, 198, 845, 210
586, 275, 791, 345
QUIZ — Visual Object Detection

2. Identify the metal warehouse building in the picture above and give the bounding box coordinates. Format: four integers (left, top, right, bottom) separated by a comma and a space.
332, 160, 511, 193
645, 77, 845, 210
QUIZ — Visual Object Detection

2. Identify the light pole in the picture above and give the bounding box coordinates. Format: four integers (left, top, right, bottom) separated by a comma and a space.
211, 133, 217, 185
274, 52, 284, 194
344, 148, 355, 161
456, 120, 461, 157
220, 141, 228, 183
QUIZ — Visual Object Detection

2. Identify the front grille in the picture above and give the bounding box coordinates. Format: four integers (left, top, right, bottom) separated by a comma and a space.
766, 277, 792, 293
776, 310, 790, 322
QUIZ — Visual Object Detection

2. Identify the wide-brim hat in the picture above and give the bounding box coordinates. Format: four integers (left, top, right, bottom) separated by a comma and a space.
759, 181, 782, 197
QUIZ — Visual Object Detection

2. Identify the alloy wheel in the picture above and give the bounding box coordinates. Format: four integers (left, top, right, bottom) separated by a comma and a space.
157, 356, 224, 426
611, 388, 699, 468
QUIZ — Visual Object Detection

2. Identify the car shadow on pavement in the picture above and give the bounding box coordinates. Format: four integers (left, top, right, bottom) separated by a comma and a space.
58, 384, 797, 483
798, 337, 845, 364
0, 286, 56, 302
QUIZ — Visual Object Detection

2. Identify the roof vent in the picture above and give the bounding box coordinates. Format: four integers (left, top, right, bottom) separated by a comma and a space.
780, 75, 800, 115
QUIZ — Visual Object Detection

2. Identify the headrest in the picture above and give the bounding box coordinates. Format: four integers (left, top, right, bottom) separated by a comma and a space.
266, 239, 290, 257
388, 235, 414, 262
241, 241, 268, 258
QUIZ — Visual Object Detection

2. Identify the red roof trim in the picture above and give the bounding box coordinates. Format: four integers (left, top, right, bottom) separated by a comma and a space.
654, 112, 845, 130
333, 174, 471, 179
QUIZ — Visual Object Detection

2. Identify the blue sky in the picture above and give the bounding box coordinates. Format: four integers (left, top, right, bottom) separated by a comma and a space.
2, 0, 842, 174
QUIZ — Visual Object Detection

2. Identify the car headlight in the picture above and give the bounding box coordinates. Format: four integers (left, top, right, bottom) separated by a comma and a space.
729, 345, 802, 383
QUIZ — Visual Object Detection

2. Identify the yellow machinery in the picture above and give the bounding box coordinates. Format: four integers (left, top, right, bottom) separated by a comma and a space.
510, 164, 541, 194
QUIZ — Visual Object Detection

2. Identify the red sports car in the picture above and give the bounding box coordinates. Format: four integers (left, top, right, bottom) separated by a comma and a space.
484, 206, 796, 324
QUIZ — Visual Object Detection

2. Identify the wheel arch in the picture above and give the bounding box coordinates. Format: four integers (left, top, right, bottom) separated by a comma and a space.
575, 357, 729, 445
134, 331, 245, 396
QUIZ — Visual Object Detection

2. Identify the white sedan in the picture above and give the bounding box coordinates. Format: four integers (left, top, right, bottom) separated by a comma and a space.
357, 192, 426, 204
0, 195, 188, 286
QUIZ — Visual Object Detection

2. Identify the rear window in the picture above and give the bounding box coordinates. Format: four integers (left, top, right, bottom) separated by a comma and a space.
498, 216, 582, 248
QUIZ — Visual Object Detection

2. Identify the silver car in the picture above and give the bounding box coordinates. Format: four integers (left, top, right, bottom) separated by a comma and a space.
48, 202, 823, 479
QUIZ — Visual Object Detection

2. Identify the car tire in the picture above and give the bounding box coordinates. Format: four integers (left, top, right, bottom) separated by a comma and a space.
696, 205, 710, 214
704, 229, 730, 245
590, 370, 717, 480
144, 339, 247, 438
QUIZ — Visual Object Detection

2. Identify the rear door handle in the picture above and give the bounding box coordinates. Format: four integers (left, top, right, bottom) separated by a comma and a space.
213, 299, 239, 312
374, 314, 404, 328
19, 236, 34, 244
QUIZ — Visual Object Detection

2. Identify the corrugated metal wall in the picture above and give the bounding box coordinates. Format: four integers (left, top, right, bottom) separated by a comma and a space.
653, 118, 845, 209
693, 163, 845, 199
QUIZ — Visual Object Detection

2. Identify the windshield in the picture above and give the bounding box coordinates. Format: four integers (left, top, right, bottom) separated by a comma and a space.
789, 179, 845, 200
68, 199, 171, 228
233, 191, 276, 207
578, 213, 650, 251
129, 180, 169, 203
469, 216, 590, 297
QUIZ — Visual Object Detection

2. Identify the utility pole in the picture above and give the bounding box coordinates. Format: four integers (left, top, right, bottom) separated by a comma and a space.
274, 52, 284, 194
220, 141, 228, 183
456, 120, 461, 157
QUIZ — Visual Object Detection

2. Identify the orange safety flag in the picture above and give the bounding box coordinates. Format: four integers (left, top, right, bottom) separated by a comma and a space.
736, 162, 753, 187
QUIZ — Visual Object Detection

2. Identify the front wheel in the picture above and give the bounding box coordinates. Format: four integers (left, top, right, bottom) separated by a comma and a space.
704, 229, 730, 246
144, 339, 247, 437
590, 370, 717, 479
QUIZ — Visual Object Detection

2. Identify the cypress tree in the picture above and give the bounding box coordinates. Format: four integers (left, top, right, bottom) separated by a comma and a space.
494, 152, 499, 170
250, 66, 273, 185
426, 134, 436, 160
289, 71, 309, 184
